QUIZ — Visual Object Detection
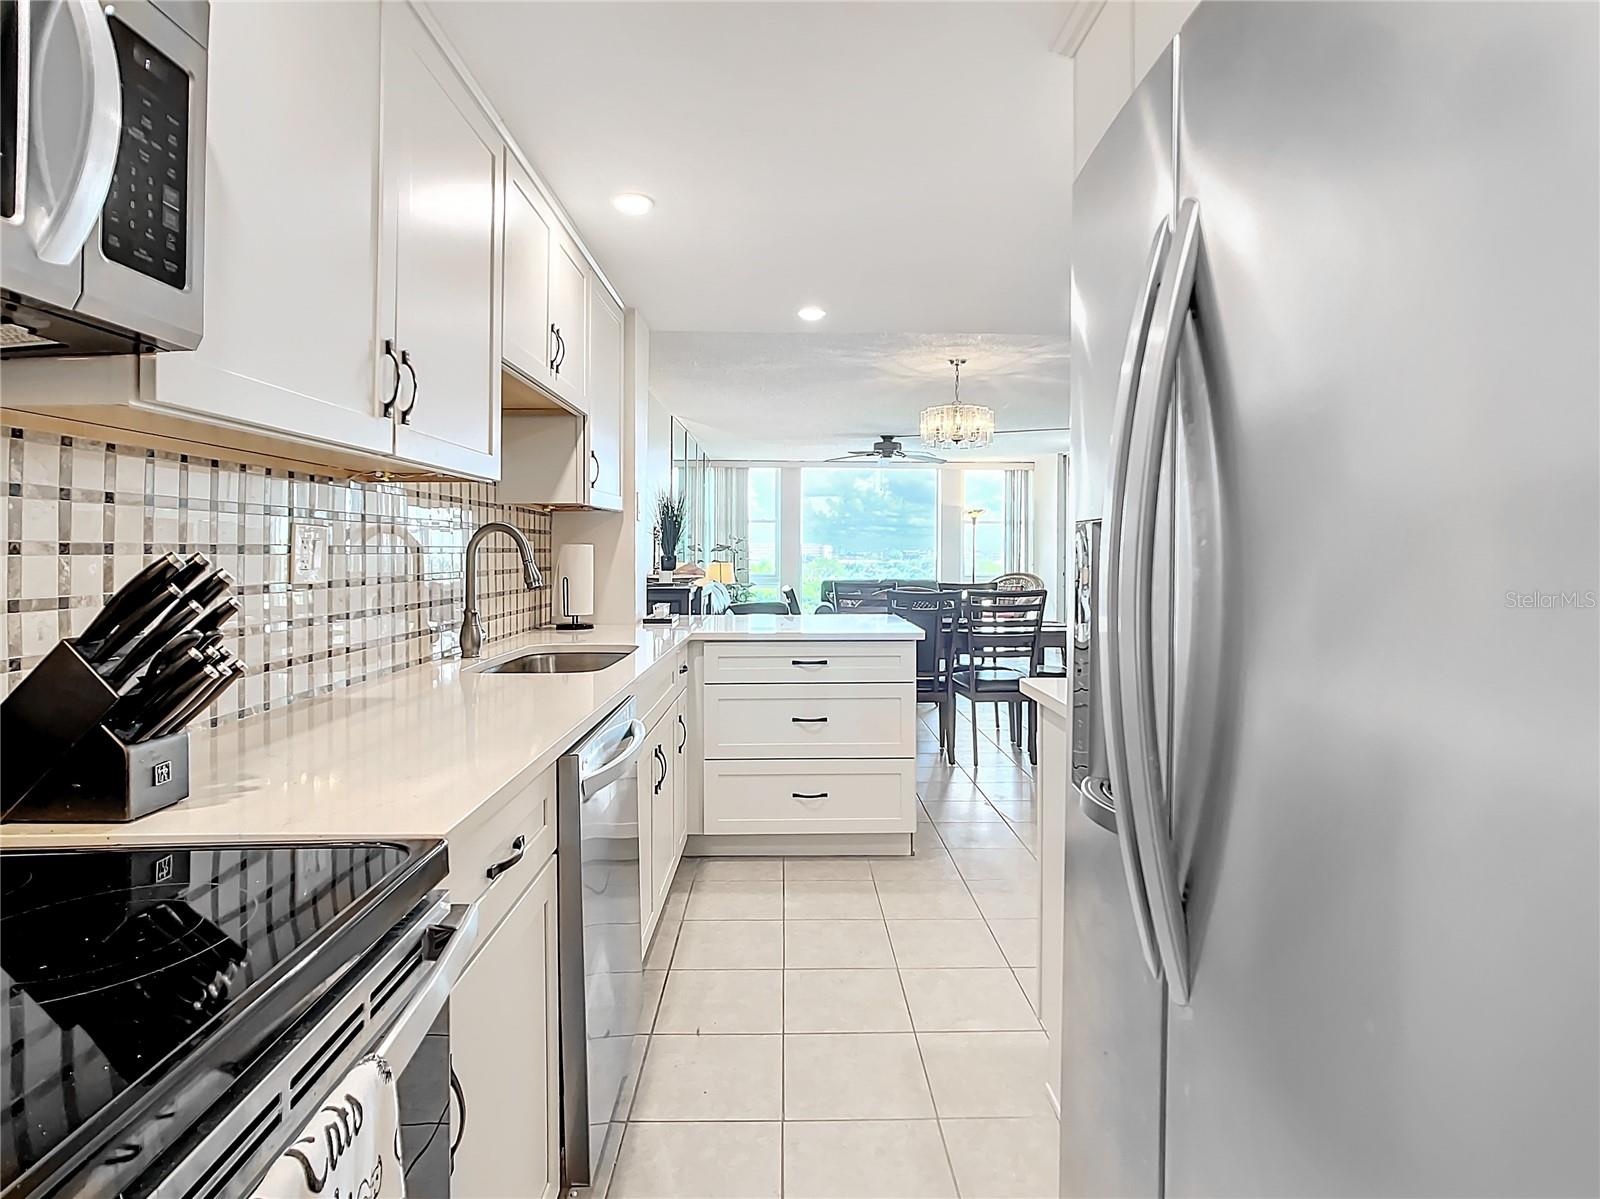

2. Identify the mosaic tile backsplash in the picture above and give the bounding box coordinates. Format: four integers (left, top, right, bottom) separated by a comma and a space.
1, 426, 554, 726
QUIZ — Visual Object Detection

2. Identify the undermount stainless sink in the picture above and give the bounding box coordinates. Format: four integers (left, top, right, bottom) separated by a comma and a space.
478, 649, 634, 675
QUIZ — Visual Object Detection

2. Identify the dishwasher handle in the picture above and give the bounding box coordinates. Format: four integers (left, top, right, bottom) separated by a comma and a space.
580, 718, 648, 799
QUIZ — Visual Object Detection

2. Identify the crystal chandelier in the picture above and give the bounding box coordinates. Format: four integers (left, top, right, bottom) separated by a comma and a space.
919, 358, 995, 450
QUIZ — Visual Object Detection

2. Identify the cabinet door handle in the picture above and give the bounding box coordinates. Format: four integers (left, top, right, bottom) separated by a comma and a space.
549, 323, 559, 373
791, 659, 829, 667
678, 663, 688, 675
485, 834, 527, 883
792, 791, 829, 801
677, 713, 687, 752
449, 1066, 467, 1169
590, 450, 600, 486
382, 339, 403, 417
398, 349, 419, 425
652, 745, 667, 794
790, 716, 828, 724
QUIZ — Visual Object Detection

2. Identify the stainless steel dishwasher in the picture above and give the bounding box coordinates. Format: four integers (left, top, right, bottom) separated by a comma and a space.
556, 697, 647, 1189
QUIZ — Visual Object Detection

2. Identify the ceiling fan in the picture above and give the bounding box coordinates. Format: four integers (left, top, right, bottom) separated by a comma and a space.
827, 434, 945, 465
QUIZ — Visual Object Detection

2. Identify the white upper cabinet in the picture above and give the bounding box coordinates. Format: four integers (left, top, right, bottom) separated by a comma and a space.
547, 230, 588, 411
151, 0, 393, 457
380, 3, 503, 480
503, 157, 556, 393
586, 284, 625, 511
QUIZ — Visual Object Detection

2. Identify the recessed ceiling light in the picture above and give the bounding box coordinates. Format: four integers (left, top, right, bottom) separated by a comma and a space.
797, 305, 826, 322
612, 192, 654, 216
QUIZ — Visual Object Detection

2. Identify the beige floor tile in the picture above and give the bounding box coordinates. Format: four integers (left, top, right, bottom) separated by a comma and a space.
783, 1121, 957, 1199
653, 970, 783, 1034
1007, 821, 1040, 855
784, 878, 883, 920
871, 853, 963, 882
630, 1035, 782, 1120
784, 919, 896, 969
638, 970, 668, 1034
643, 920, 680, 971
965, 878, 1039, 921
976, 780, 1037, 799
899, 968, 1041, 1032
917, 779, 985, 801
609, 1122, 781, 1199
924, 800, 1007, 823
917, 1031, 1055, 1118
1014, 967, 1039, 1014
911, 825, 949, 856
941, 1117, 1059, 1199
875, 879, 983, 920
986, 799, 1038, 821
659, 887, 689, 925
947, 847, 1040, 882
694, 857, 784, 882
986, 918, 1040, 968
670, 920, 783, 970
887, 919, 1008, 968
684, 880, 783, 921
784, 1033, 934, 1119
783, 856, 875, 881
784, 969, 911, 1032
969, 763, 1033, 784
938, 822, 1026, 851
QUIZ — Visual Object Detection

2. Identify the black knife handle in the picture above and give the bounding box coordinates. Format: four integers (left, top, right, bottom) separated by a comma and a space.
107, 600, 205, 687
84, 583, 185, 666
78, 553, 182, 645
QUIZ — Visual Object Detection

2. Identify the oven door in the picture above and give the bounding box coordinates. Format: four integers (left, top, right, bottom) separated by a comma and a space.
128, 896, 481, 1199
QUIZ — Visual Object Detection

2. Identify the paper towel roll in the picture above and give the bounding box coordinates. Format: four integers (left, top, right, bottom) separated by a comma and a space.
556, 544, 595, 619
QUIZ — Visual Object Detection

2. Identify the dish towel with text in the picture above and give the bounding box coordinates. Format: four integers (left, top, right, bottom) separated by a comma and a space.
252, 1055, 405, 1199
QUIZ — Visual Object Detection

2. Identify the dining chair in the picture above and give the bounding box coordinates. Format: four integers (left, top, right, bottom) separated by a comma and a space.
729, 601, 791, 615
887, 588, 959, 764
992, 571, 1047, 591
781, 585, 802, 615
948, 588, 1048, 766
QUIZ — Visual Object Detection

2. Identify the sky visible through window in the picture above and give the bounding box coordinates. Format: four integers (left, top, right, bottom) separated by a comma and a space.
800, 468, 937, 607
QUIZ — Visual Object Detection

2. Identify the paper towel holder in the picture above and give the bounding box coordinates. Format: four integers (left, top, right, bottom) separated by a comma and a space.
556, 544, 596, 631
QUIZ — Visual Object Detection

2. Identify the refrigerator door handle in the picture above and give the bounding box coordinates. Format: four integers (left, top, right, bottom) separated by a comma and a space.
1121, 197, 1203, 1005
1096, 218, 1172, 984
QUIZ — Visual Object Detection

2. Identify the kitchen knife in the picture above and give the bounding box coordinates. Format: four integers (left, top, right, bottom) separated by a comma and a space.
123, 663, 223, 742
171, 553, 213, 593
80, 584, 186, 667
193, 597, 241, 637
105, 648, 210, 739
105, 599, 206, 688
76, 553, 183, 647
178, 569, 233, 612
148, 660, 245, 740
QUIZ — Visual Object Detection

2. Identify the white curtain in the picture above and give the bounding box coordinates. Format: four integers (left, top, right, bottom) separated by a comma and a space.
711, 465, 749, 581
1004, 468, 1032, 573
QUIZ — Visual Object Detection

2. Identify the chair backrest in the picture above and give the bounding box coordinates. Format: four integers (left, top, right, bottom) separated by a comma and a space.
729, 601, 790, 615
956, 588, 1047, 684
887, 588, 957, 681
992, 571, 1046, 592
781, 585, 802, 615
829, 580, 892, 612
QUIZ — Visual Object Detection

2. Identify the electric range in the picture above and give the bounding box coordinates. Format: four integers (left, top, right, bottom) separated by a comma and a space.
0, 840, 449, 1198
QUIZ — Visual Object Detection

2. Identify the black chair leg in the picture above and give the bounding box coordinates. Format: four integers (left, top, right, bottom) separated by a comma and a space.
970, 695, 980, 768
1008, 704, 1021, 747
1027, 700, 1038, 766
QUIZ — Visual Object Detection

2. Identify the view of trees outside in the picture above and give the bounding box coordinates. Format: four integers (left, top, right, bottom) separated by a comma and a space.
962, 469, 1006, 582
800, 468, 938, 607
746, 468, 780, 600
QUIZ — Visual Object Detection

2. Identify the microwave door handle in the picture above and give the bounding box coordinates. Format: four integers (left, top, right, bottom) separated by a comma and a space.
29, 0, 121, 264
7, 1, 29, 221
1122, 198, 1203, 1006
1097, 217, 1171, 985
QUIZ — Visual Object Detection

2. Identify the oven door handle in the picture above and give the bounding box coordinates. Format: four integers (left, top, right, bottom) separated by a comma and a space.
371, 900, 481, 1073
30, 0, 122, 264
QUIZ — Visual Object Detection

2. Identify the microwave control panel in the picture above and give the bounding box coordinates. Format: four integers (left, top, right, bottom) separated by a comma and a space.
101, 18, 189, 290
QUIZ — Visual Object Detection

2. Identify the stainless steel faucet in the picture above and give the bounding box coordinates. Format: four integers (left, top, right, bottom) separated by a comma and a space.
459, 521, 543, 659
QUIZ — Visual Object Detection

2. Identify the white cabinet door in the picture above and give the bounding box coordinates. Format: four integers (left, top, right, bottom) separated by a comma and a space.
451, 854, 560, 1199
671, 694, 689, 856
547, 231, 587, 412
152, 0, 393, 456
503, 157, 555, 391
380, 4, 503, 480
644, 711, 677, 930
585, 282, 625, 511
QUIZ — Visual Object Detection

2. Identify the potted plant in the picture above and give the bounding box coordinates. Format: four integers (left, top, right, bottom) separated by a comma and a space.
655, 490, 687, 574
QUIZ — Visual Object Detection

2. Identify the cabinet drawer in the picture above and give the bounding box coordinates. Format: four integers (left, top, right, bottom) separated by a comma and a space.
703, 759, 915, 835
445, 766, 556, 946
634, 648, 689, 725
701, 640, 915, 685
703, 683, 917, 759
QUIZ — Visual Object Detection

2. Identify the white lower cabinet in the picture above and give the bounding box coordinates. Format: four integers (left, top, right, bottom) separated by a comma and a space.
449, 854, 560, 1199
670, 694, 690, 857
702, 758, 915, 835
639, 683, 689, 947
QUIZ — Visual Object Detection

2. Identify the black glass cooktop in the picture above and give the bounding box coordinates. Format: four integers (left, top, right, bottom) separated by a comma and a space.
0, 841, 445, 1198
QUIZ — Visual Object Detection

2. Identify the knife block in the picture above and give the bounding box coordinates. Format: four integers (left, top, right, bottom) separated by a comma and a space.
0, 640, 191, 822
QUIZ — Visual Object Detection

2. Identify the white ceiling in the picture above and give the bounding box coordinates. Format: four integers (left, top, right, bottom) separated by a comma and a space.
430, 1, 1074, 458
650, 332, 1069, 461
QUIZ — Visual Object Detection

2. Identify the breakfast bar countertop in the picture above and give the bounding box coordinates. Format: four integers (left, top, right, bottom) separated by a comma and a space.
0, 615, 919, 848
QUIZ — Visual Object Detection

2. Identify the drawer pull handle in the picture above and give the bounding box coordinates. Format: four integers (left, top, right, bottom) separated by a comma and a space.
792, 791, 829, 801
485, 834, 527, 883
791, 659, 829, 666
791, 716, 828, 724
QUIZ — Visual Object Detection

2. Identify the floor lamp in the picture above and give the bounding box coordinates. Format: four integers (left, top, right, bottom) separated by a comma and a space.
965, 508, 985, 583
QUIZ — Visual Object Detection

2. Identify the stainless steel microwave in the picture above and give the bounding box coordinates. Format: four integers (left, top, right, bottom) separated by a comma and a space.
1, 0, 206, 356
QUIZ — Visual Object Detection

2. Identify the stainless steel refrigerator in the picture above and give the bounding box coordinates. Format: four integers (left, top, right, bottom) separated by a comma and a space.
1065, 4, 1599, 1195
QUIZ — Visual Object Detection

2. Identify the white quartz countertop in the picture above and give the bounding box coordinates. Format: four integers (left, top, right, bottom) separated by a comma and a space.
0, 615, 919, 848
1021, 675, 1072, 717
